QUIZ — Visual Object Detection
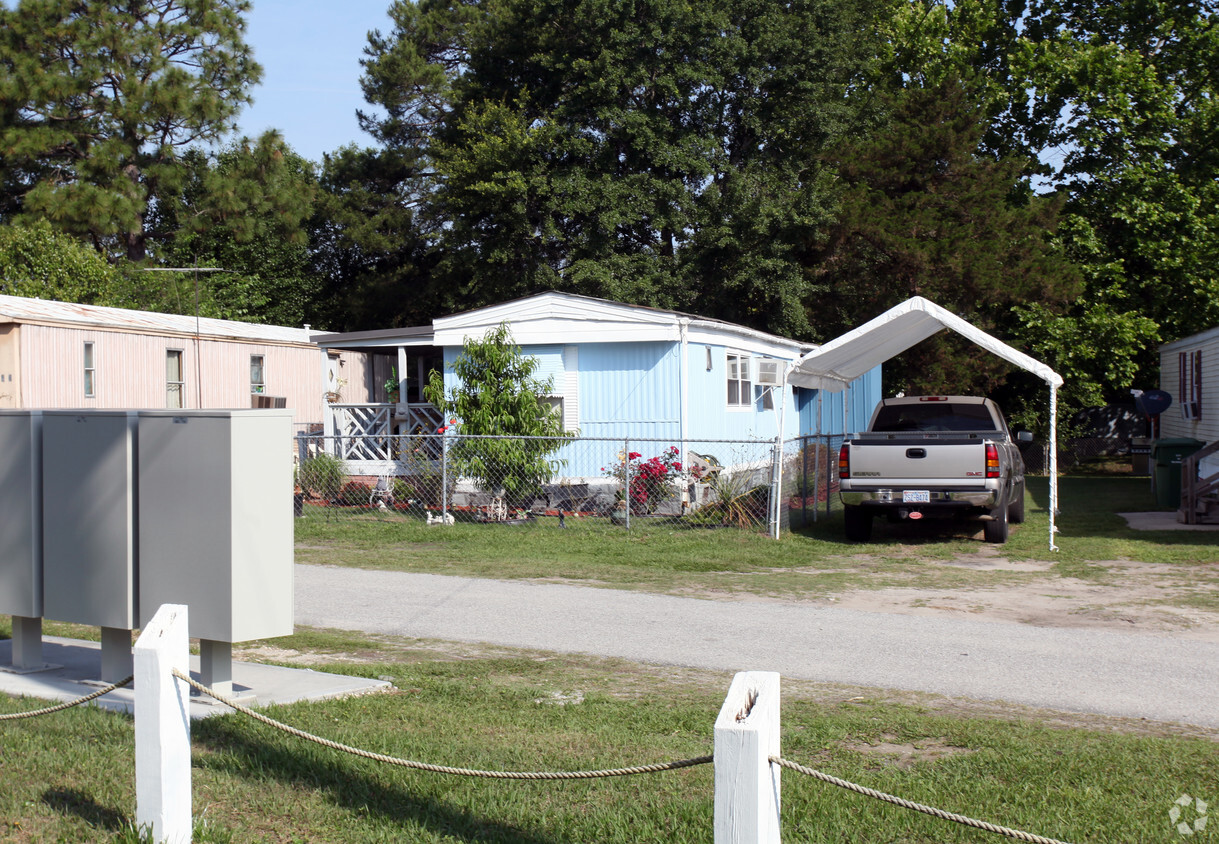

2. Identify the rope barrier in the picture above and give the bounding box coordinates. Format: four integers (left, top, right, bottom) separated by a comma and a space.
771, 756, 1075, 844
173, 669, 713, 780
0, 669, 1079, 843
0, 676, 134, 721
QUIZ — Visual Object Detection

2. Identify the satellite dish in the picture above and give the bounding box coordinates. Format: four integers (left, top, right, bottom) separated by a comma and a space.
1135, 389, 1172, 416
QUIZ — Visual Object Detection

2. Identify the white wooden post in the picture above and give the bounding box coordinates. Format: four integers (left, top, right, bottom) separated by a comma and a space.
715, 671, 781, 843
134, 603, 192, 844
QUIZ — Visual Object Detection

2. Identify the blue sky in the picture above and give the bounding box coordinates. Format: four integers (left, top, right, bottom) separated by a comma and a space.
237, 0, 393, 162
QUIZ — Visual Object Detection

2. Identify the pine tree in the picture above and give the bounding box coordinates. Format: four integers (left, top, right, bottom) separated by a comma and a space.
0, 0, 261, 261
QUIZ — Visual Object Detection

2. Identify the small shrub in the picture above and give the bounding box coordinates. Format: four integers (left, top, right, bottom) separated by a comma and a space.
338, 481, 374, 506
298, 453, 344, 501
391, 477, 415, 503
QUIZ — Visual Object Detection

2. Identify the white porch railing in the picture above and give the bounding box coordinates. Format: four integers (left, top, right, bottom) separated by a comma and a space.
320, 403, 444, 465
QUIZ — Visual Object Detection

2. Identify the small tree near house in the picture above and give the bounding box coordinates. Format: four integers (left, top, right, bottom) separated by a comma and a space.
424, 323, 573, 512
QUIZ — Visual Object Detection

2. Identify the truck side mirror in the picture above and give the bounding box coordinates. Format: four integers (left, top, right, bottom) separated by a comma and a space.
1017, 431, 1034, 443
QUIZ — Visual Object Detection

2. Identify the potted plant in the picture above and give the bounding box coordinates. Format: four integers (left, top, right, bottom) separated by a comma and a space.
384, 368, 401, 404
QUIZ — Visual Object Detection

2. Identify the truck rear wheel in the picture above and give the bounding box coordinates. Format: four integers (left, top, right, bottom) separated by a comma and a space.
844, 505, 873, 542
984, 504, 1009, 544
1008, 482, 1026, 524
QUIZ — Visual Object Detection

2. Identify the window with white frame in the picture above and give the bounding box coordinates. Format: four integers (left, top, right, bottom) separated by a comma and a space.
1180, 350, 1202, 419
727, 352, 751, 408
84, 341, 96, 398
250, 354, 266, 394
166, 349, 184, 408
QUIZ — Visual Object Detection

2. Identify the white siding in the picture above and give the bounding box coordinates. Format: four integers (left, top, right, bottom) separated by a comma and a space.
1160, 328, 1219, 443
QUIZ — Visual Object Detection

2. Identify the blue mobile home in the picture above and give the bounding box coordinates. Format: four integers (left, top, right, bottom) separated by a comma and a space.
314, 292, 880, 479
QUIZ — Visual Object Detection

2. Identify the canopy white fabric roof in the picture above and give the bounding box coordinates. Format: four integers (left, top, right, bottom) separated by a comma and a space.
785, 296, 1062, 550
788, 296, 1062, 391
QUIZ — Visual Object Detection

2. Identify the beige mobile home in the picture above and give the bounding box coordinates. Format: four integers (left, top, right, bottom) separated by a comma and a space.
0, 295, 364, 426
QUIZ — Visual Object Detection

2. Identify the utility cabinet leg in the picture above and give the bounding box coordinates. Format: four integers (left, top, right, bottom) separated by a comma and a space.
715, 671, 781, 844
199, 639, 232, 698
135, 603, 192, 844
11, 616, 44, 670
100, 626, 133, 682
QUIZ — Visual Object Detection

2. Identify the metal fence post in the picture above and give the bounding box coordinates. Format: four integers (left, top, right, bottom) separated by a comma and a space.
825, 436, 832, 519
769, 436, 781, 540
800, 436, 809, 528
134, 603, 192, 844
441, 432, 450, 521
624, 437, 631, 531
715, 671, 781, 843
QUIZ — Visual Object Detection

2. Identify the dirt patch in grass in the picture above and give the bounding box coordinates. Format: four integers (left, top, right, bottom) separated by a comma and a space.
842, 734, 976, 769
824, 557, 1219, 642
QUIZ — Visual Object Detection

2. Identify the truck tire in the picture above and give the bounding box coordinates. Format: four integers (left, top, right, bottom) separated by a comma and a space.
843, 505, 873, 542
984, 503, 1009, 544
1008, 482, 1026, 524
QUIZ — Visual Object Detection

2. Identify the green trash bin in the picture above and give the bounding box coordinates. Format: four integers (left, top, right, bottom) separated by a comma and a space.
1152, 438, 1205, 509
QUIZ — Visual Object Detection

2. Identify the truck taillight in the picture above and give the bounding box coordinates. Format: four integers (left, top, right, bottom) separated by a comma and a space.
985, 443, 1000, 478
838, 443, 850, 479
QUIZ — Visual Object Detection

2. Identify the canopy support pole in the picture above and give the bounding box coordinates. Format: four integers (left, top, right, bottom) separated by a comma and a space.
1049, 383, 1059, 552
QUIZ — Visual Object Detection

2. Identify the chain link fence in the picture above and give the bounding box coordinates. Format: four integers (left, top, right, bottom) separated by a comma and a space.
781, 434, 847, 531
293, 432, 802, 534
292, 427, 1124, 535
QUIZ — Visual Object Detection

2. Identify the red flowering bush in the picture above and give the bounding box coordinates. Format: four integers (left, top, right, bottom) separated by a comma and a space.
603, 446, 683, 514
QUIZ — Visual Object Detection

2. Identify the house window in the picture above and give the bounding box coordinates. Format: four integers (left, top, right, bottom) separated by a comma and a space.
727, 353, 751, 408
1180, 350, 1202, 419
543, 396, 564, 422
250, 354, 266, 394
166, 350, 184, 408
84, 342, 96, 398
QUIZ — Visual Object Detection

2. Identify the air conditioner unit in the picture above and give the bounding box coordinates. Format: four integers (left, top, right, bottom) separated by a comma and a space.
756, 359, 782, 386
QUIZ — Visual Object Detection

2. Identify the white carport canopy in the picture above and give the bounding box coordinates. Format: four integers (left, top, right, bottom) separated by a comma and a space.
786, 296, 1063, 551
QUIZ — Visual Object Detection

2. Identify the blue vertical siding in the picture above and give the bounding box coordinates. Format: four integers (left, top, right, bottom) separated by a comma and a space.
795, 366, 883, 437
577, 342, 680, 438
686, 344, 797, 441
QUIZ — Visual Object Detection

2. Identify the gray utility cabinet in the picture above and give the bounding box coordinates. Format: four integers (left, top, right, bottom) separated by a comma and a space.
42, 411, 139, 629
137, 410, 294, 642
0, 411, 43, 617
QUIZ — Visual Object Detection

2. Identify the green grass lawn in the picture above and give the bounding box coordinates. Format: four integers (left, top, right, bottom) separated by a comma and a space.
294, 476, 1219, 598
1, 627, 1216, 843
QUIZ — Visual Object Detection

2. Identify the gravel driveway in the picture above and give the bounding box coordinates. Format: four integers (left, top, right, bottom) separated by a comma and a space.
295, 564, 1219, 728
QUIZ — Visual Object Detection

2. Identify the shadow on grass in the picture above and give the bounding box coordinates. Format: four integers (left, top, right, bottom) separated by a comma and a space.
790, 502, 994, 547
192, 718, 562, 844
41, 787, 130, 833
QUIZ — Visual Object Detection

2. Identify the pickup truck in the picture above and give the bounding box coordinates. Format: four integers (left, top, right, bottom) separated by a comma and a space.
837, 396, 1032, 544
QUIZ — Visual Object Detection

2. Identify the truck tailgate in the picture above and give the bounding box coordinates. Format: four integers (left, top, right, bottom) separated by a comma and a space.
849, 440, 986, 481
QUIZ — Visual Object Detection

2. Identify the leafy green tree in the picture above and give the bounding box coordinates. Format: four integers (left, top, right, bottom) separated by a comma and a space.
312, 144, 441, 331
811, 76, 1077, 396
1008, 0, 1219, 388
150, 136, 325, 326
423, 323, 571, 509
0, 221, 118, 302
0, 0, 261, 260
352, 0, 881, 334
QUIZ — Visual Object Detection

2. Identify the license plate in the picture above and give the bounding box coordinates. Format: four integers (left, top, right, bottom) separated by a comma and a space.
902, 490, 930, 503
